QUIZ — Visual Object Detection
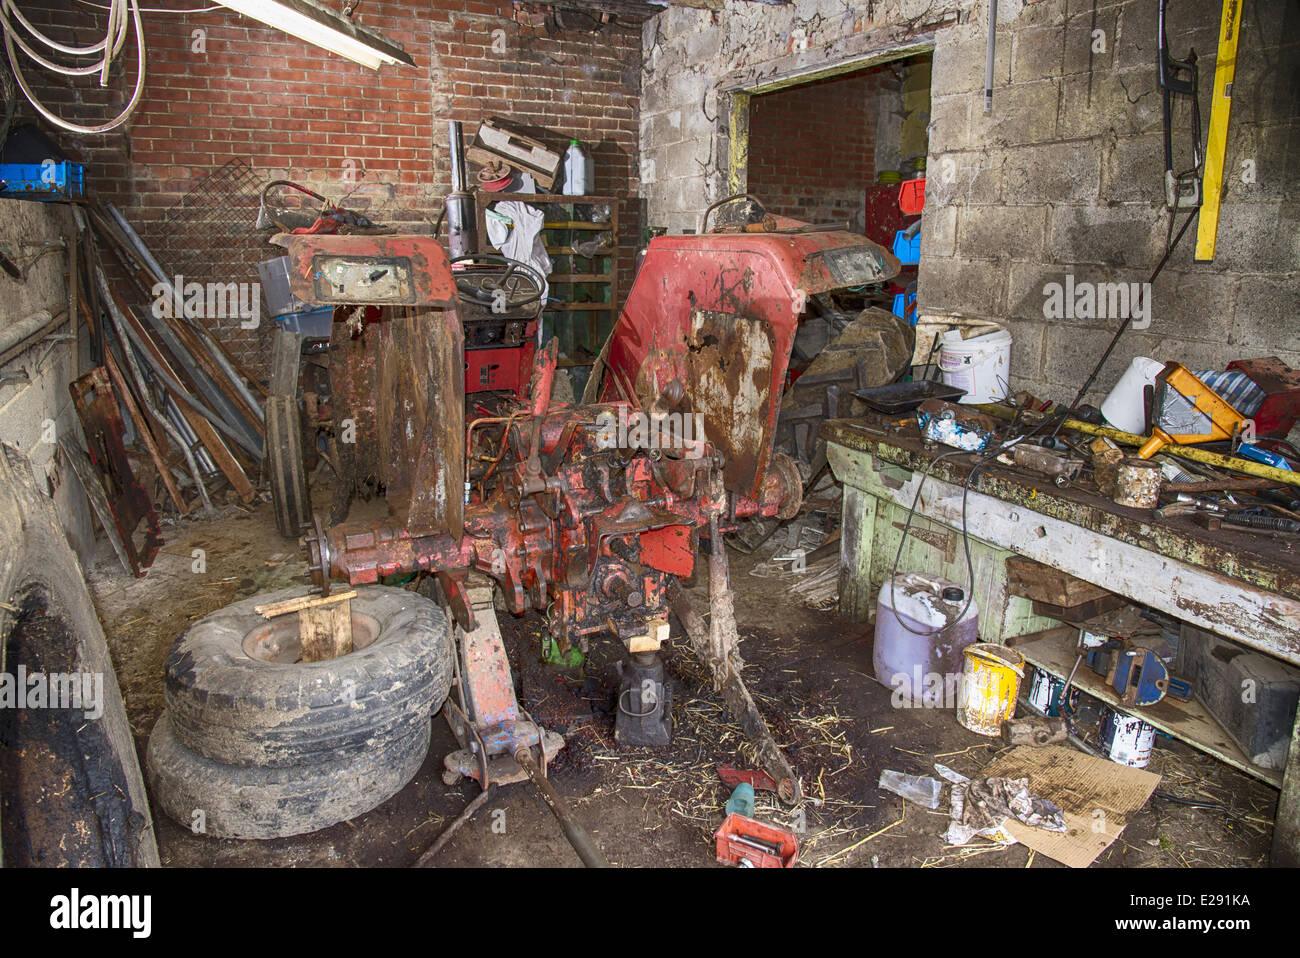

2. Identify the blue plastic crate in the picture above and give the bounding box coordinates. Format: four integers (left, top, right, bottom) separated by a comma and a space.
892, 229, 920, 265
892, 290, 917, 325
274, 306, 334, 339
0, 161, 86, 201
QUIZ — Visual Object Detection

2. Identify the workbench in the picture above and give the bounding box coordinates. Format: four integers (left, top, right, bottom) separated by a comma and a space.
820, 417, 1300, 865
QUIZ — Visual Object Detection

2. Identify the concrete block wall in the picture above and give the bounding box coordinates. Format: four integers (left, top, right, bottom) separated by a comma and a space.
641, 0, 1300, 405
0, 201, 95, 561
17, 1, 642, 378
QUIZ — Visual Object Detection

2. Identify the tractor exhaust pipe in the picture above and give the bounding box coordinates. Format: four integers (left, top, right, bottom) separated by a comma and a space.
445, 120, 478, 259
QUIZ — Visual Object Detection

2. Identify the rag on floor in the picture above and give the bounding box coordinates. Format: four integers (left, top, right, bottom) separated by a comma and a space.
935, 764, 1067, 846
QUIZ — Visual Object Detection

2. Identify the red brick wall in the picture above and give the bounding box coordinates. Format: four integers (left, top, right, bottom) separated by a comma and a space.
13, 1, 641, 375
747, 66, 891, 231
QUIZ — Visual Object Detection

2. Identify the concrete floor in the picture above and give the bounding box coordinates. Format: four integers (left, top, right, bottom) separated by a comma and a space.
85, 486, 1279, 868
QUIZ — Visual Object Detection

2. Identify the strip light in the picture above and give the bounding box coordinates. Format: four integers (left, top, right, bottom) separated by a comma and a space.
218, 0, 413, 70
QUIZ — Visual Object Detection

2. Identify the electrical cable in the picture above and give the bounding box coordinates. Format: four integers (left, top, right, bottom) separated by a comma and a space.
1, 0, 147, 134
1065, 206, 1201, 415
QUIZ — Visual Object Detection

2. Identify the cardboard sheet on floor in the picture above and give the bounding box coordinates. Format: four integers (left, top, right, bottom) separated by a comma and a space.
980, 745, 1160, 868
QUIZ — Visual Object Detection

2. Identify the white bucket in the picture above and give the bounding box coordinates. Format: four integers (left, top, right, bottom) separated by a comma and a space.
1101, 356, 1165, 434
939, 327, 1012, 404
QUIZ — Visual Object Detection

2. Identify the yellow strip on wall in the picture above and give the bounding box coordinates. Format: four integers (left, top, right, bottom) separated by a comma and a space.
1195, 0, 1245, 262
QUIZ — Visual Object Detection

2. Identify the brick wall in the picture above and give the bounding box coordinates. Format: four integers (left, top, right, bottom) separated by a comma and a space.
14, 1, 642, 377
746, 69, 883, 229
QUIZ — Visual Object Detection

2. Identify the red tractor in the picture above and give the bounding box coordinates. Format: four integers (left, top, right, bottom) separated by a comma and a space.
272, 196, 908, 807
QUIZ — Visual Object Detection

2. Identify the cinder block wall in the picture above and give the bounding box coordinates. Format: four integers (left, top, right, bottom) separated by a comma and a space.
0, 202, 95, 560
17, 1, 642, 378
641, 0, 1299, 404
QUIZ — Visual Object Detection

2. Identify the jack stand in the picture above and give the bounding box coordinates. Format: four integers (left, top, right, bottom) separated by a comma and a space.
441, 575, 564, 788
615, 651, 673, 747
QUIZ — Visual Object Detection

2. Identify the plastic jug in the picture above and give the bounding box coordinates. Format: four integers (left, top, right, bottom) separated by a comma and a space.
562, 139, 588, 196
874, 573, 979, 708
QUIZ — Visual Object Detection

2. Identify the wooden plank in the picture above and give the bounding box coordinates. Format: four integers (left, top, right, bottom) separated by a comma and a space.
1030, 592, 1129, 622
107, 287, 256, 503
1007, 556, 1114, 606
103, 348, 189, 514
256, 590, 357, 619
165, 318, 265, 439
176, 401, 255, 502
825, 439, 1300, 664
1014, 626, 1283, 788
299, 596, 353, 662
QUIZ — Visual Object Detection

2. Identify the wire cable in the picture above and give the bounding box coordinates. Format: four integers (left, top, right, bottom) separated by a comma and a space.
1, 0, 147, 134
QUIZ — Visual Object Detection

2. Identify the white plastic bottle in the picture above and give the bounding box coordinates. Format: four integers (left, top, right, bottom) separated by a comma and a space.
562, 139, 588, 196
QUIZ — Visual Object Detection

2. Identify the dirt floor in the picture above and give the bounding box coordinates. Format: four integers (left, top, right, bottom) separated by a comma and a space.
85, 480, 1280, 868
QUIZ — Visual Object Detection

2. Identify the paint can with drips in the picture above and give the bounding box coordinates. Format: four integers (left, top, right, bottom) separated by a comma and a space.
958, 643, 1025, 736
1099, 706, 1156, 767
1027, 666, 1069, 716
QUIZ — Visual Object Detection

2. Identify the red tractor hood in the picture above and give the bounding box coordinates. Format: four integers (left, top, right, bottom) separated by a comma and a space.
601, 229, 900, 501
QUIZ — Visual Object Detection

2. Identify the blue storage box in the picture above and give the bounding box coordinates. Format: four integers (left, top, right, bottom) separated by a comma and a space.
274, 306, 334, 339
0, 161, 86, 201
892, 229, 920, 265
892, 290, 917, 325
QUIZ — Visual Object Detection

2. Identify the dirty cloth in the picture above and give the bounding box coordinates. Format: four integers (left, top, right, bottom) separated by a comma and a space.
935, 765, 1066, 846
484, 193, 552, 331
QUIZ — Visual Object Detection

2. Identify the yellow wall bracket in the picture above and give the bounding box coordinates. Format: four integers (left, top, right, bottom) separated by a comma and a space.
1195, 0, 1245, 261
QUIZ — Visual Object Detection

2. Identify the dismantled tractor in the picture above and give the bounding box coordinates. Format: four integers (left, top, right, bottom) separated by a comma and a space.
270, 201, 905, 831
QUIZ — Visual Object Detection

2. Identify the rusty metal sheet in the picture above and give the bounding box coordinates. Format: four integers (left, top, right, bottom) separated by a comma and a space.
273, 233, 458, 307
67, 367, 161, 577
601, 229, 897, 501
685, 309, 775, 496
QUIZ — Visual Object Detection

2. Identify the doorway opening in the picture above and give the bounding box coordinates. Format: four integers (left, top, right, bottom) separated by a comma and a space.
744, 52, 933, 250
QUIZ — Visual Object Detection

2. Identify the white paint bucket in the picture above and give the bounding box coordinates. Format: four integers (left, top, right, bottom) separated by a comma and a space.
939, 327, 1012, 404
1099, 707, 1156, 767
1100, 356, 1165, 434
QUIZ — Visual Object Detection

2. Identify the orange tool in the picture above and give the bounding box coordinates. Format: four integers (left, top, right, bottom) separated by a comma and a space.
1137, 362, 1247, 459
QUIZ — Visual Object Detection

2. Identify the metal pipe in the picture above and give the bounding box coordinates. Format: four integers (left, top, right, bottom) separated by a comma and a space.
976, 403, 1300, 488
984, 0, 997, 114
444, 120, 478, 259
513, 745, 612, 868
97, 266, 215, 514
448, 119, 468, 193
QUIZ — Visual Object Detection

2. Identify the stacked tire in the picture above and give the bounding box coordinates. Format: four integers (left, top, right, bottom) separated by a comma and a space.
146, 585, 454, 840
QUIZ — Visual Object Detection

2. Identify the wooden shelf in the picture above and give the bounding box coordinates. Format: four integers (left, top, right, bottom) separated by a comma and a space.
1012, 626, 1283, 788
475, 191, 620, 362
548, 301, 614, 311
549, 273, 612, 283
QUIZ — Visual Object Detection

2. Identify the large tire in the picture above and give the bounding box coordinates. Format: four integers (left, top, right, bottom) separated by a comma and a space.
146, 712, 430, 840
164, 585, 453, 768
0, 444, 159, 866
267, 327, 311, 538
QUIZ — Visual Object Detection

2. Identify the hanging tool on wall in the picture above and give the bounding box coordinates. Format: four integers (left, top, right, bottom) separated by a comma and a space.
1158, 0, 1204, 213
1195, 0, 1245, 261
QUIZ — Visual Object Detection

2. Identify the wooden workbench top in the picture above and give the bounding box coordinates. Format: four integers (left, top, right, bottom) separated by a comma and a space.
820, 416, 1300, 602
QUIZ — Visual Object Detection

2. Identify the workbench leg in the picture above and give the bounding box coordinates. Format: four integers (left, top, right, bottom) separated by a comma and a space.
1272, 702, 1300, 866
838, 484, 877, 622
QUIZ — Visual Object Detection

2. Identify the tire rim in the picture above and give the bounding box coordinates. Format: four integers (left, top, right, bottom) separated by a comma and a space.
242, 611, 381, 663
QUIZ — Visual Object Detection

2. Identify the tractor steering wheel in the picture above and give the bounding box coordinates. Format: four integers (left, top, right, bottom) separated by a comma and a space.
449, 254, 545, 311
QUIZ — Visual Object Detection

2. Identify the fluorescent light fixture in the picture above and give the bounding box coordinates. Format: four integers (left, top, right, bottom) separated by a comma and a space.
218, 0, 414, 69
